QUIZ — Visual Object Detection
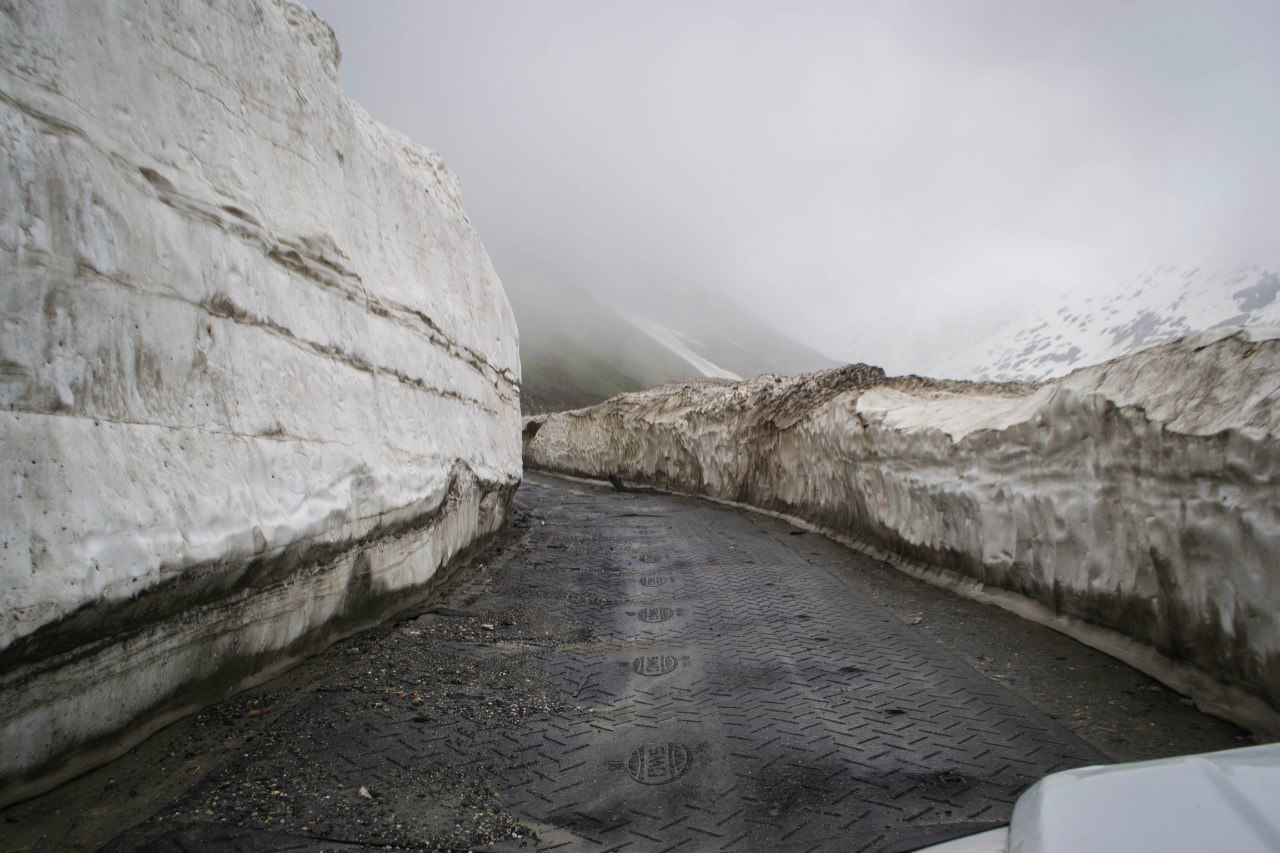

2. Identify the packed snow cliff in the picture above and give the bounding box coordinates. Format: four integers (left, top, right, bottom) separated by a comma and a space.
0, 0, 520, 803
525, 329, 1280, 733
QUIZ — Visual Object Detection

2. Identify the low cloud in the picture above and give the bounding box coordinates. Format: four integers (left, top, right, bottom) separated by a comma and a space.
309, 0, 1280, 373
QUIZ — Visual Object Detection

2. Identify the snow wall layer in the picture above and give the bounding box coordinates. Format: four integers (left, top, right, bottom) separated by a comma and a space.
525, 329, 1280, 734
0, 0, 521, 805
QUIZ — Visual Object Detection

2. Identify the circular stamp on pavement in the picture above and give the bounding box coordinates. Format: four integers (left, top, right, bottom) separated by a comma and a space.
627, 742, 690, 785
632, 654, 680, 676
637, 606, 675, 623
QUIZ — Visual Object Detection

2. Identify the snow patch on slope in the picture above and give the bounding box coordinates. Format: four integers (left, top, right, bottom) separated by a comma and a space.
622, 312, 744, 380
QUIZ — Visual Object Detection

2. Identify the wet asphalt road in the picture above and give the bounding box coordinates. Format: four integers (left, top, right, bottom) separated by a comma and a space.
2, 473, 1248, 852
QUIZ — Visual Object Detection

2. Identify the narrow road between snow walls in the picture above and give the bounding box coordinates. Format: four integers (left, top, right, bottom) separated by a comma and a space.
1, 474, 1246, 851
524, 331, 1280, 738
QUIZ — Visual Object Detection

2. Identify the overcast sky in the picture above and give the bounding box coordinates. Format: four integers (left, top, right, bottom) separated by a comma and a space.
307, 0, 1280, 373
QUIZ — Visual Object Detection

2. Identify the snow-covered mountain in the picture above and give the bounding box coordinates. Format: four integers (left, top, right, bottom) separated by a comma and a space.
932, 266, 1280, 381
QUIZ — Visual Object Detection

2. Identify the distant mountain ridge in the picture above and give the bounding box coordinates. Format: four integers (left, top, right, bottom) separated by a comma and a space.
509, 281, 839, 413
932, 265, 1280, 381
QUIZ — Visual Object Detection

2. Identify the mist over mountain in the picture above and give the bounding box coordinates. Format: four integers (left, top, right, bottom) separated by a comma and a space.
929, 265, 1280, 382
508, 279, 840, 414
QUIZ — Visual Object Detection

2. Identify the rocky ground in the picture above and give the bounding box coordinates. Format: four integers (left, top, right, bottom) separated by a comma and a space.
0, 473, 1250, 852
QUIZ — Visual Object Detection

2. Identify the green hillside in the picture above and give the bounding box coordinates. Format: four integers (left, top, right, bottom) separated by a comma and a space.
509, 281, 839, 414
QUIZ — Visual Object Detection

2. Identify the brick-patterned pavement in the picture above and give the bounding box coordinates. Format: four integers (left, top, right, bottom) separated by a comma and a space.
102, 473, 1119, 852
5, 472, 1244, 852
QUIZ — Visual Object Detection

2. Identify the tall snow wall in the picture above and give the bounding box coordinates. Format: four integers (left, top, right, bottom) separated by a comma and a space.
0, 0, 521, 804
525, 329, 1280, 734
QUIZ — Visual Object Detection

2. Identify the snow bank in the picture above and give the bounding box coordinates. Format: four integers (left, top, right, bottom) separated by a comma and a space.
0, 0, 520, 803
525, 330, 1280, 733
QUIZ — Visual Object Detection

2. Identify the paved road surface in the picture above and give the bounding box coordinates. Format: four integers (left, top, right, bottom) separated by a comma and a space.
3, 474, 1247, 852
